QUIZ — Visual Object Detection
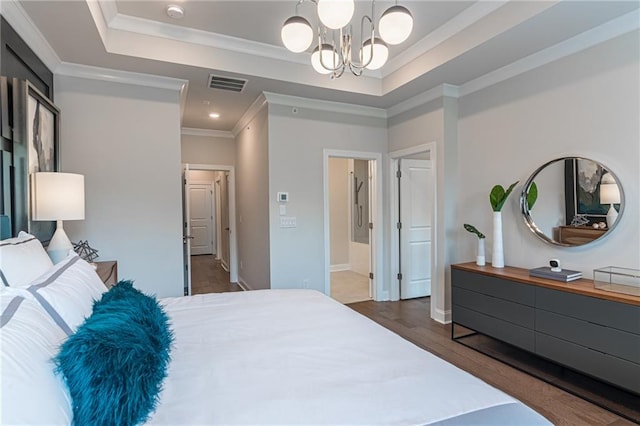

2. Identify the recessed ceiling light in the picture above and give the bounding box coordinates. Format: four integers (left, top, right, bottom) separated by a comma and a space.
209, 113, 220, 119
166, 5, 184, 19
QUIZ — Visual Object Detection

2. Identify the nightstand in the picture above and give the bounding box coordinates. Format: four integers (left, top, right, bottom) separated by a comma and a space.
94, 261, 118, 287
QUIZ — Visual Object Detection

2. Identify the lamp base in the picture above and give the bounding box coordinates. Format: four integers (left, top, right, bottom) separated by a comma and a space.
606, 204, 618, 228
47, 220, 73, 264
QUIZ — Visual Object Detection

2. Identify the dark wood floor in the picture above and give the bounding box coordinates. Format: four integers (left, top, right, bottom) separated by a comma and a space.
350, 298, 636, 426
190, 255, 242, 294
189, 262, 635, 425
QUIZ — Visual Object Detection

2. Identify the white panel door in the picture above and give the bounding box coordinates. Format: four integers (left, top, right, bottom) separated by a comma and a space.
189, 183, 214, 255
400, 159, 432, 299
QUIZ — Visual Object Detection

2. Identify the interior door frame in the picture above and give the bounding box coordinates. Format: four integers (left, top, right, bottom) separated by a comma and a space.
323, 149, 383, 301
389, 143, 439, 318
183, 163, 238, 287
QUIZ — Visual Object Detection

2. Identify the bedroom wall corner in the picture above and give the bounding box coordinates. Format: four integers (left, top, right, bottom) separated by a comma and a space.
387, 97, 458, 321
55, 75, 184, 298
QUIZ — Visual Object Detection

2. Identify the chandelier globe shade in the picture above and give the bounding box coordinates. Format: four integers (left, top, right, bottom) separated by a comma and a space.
361, 37, 388, 70
311, 44, 340, 74
281, 16, 313, 52
378, 5, 413, 45
317, 0, 355, 30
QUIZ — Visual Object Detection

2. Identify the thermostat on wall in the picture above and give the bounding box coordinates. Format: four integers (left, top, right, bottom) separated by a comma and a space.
277, 192, 289, 202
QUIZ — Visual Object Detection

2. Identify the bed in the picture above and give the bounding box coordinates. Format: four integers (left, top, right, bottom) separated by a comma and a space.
1, 232, 551, 425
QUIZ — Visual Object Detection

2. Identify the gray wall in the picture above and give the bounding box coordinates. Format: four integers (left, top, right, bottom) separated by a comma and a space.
457, 31, 639, 275
56, 76, 184, 297
267, 105, 388, 293
235, 106, 270, 290
181, 134, 236, 165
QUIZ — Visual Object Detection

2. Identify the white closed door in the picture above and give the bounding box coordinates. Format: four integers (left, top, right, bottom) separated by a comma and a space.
189, 183, 214, 255
399, 159, 432, 299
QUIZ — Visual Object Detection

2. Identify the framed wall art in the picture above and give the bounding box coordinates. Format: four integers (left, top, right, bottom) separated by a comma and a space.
564, 157, 608, 226
12, 78, 60, 241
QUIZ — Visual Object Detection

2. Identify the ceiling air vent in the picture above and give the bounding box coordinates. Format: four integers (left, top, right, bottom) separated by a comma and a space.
208, 74, 247, 93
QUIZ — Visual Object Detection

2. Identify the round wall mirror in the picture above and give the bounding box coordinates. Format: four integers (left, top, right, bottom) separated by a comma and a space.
521, 157, 625, 246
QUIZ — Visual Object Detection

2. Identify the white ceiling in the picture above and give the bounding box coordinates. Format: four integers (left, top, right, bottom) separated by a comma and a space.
13, 0, 640, 132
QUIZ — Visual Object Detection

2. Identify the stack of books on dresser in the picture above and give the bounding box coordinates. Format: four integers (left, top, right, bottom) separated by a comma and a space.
529, 267, 582, 282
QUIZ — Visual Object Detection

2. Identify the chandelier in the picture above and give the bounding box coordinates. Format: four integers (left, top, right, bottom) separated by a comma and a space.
281, 0, 413, 79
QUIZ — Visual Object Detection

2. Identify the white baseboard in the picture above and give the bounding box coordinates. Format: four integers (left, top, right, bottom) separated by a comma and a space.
432, 308, 451, 324
330, 263, 351, 272
220, 260, 230, 272
237, 276, 250, 291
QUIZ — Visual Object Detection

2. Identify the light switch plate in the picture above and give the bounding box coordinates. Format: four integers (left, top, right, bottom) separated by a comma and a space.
280, 216, 296, 228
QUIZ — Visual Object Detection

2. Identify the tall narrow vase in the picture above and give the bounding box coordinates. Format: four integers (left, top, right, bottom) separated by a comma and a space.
476, 238, 486, 266
492, 211, 504, 268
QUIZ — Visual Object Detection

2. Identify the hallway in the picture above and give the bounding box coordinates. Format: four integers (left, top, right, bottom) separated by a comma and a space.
190, 255, 242, 294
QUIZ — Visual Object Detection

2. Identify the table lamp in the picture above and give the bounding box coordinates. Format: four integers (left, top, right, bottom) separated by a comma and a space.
599, 172, 620, 228
31, 172, 85, 263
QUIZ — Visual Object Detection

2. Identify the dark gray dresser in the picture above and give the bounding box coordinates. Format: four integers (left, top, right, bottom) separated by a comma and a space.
451, 263, 640, 395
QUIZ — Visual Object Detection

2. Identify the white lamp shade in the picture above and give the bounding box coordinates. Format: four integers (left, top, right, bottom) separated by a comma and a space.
311, 44, 340, 74
317, 0, 354, 30
31, 172, 85, 221
361, 37, 388, 70
281, 16, 313, 53
600, 183, 620, 204
379, 5, 413, 45
599, 173, 620, 205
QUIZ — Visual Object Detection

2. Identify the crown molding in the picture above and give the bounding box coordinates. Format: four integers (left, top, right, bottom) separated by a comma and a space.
97, 0, 118, 25
106, 9, 309, 66
1, 0, 61, 72
387, 84, 459, 118
387, 9, 640, 116
232, 93, 268, 137
263, 92, 387, 119
55, 62, 188, 92
458, 8, 640, 98
382, 1, 508, 77
181, 128, 234, 139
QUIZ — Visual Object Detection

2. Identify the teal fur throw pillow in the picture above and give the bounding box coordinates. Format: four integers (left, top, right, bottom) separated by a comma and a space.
55, 280, 173, 426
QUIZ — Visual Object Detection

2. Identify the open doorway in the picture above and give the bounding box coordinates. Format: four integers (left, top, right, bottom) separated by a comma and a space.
324, 150, 383, 304
182, 164, 239, 295
328, 158, 371, 304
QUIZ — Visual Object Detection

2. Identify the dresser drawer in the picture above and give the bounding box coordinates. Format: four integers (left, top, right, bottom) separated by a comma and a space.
453, 286, 534, 329
452, 269, 535, 306
536, 287, 640, 334
536, 309, 640, 364
454, 305, 535, 352
536, 332, 640, 394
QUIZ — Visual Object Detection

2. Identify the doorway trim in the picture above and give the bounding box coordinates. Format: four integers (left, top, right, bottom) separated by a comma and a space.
184, 163, 238, 284
323, 149, 384, 301
388, 143, 439, 320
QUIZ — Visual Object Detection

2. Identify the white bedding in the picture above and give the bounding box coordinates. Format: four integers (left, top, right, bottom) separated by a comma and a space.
150, 289, 549, 425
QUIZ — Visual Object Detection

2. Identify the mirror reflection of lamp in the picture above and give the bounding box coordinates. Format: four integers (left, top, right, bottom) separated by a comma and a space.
31, 172, 85, 263
599, 172, 620, 228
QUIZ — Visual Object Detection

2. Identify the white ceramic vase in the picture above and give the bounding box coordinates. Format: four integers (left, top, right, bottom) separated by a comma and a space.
476, 238, 486, 266
492, 211, 504, 268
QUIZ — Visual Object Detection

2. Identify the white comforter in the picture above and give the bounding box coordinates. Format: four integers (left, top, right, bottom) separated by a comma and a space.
149, 290, 539, 425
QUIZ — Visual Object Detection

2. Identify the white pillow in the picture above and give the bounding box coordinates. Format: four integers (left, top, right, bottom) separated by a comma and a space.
24, 252, 108, 334
0, 231, 54, 288
0, 293, 72, 425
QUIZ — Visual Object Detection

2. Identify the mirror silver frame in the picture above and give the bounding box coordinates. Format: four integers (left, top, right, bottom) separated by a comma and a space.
521, 157, 625, 247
